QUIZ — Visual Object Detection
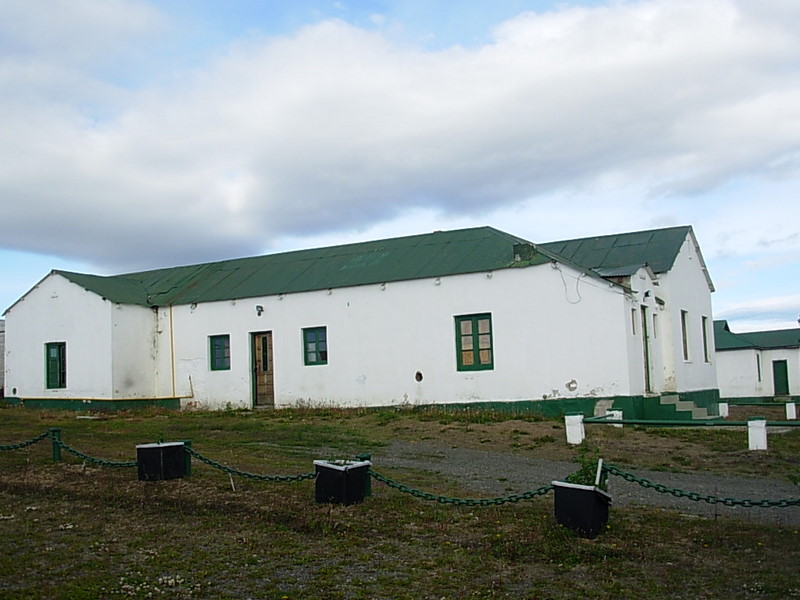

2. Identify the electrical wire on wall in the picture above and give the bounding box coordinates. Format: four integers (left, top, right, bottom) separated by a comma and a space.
552, 261, 584, 304
550, 260, 636, 303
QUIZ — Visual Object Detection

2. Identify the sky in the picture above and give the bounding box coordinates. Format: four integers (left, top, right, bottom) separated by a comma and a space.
1, 0, 799, 332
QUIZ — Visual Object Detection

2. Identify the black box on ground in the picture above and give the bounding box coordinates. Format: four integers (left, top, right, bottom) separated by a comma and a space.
552, 481, 611, 538
137, 442, 185, 481
314, 459, 371, 505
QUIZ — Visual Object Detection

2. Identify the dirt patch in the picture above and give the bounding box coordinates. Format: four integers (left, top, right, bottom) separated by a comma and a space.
371, 439, 800, 527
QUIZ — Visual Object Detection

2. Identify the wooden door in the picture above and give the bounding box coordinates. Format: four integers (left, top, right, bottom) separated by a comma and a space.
252, 332, 275, 408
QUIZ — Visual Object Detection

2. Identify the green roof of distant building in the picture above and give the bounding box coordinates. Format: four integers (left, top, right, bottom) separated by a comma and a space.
714, 320, 800, 351
713, 320, 758, 350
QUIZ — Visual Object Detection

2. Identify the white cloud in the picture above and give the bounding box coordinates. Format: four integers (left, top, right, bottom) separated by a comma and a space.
0, 0, 799, 273
714, 294, 800, 332
0, 0, 165, 70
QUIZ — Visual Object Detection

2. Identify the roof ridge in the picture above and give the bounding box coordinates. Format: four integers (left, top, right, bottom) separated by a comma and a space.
107, 225, 519, 279
714, 320, 800, 350
539, 225, 693, 275
40, 226, 547, 307
544, 224, 692, 246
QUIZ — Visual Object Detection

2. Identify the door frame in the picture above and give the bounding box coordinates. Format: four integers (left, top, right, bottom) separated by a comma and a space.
640, 305, 652, 394
772, 359, 790, 397
250, 331, 275, 408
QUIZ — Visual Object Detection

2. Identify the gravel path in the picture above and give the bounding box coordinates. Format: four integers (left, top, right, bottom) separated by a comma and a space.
371, 440, 800, 527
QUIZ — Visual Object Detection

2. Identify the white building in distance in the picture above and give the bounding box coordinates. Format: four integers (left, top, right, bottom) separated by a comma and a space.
714, 320, 800, 402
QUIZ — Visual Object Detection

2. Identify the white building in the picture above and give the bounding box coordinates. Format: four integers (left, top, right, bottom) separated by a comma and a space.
3, 226, 719, 416
0, 319, 5, 396
714, 320, 800, 401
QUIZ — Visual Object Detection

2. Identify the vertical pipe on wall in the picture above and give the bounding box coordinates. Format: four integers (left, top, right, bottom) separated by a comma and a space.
169, 306, 176, 398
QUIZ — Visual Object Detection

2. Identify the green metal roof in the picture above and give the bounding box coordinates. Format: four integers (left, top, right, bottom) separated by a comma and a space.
55, 271, 151, 306
714, 320, 800, 351
540, 226, 693, 276
735, 328, 800, 350
713, 320, 758, 350
53, 227, 555, 307
40, 224, 702, 309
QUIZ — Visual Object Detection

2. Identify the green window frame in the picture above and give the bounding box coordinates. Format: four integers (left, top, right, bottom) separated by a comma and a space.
303, 327, 328, 366
680, 310, 690, 361
45, 342, 67, 389
209, 334, 231, 371
455, 313, 494, 371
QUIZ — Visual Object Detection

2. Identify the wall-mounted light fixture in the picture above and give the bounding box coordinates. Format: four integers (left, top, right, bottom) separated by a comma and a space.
255, 304, 264, 316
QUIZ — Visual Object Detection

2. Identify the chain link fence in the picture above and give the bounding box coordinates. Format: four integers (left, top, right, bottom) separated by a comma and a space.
604, 464, 800, 508
2, 429, 798, 509
369, 469, 553, 506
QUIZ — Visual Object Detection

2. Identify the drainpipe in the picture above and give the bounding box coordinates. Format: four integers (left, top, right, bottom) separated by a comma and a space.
169, 305, 176, 398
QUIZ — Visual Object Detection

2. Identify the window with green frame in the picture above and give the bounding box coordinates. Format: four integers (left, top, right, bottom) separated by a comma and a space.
455, 313, 493, 371
209, 334, 231, 371
303, 327, 328, 365
45, 342, 67, 389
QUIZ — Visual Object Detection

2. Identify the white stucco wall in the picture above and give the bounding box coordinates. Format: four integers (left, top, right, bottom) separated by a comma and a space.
4, 274, 114, 398
716, 348, 764, 398
0, 319, 5, 394
167, 262, 634, 409
110, 304, 162, 398
623, 267, 668, 396
654, 233, 717, 394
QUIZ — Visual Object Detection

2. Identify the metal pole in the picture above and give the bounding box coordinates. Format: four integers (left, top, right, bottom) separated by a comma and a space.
50, 427, 61, 462
183, 440, 192, 477
355, 453, 372, 497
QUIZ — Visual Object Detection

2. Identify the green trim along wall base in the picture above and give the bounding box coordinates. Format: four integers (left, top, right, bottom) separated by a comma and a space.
411, 390, 722, 421
723, 396, 799, 405
1, 397, 181, 411
2, 390, 724, 419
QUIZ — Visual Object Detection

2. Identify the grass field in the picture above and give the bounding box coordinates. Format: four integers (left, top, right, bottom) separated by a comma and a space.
1, 405, 799, 599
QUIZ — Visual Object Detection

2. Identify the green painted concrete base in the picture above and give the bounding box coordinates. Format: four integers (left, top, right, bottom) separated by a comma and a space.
723, 396, 799, 405
414, 389, 722, 421
1, 397, 181, 411
2, 390, 725, 419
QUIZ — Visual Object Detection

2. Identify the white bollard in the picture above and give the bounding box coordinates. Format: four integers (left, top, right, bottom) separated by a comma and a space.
718, 402, 729, 418
747, 418, 768, 451
605, 409, 623, 428
565, 414, 585, 445
786, 403, 797, 420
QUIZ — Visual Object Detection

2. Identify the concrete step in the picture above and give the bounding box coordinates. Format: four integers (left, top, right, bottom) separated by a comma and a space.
659, 394, 711, 419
